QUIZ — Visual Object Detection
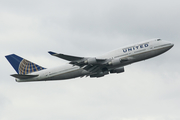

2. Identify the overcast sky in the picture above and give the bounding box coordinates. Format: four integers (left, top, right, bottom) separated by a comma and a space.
0, 0, 180, 120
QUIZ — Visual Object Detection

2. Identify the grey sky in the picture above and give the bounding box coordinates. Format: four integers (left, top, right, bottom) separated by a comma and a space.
1, 0, 180, 120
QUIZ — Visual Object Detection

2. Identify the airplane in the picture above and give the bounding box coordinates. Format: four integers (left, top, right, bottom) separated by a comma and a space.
5, 38, 174, 82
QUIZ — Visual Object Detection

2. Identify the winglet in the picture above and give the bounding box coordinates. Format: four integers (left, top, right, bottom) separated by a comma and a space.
48, 51, 57, 55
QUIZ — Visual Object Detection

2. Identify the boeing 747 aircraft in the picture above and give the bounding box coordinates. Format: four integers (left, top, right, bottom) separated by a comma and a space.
6, 38, 174, 82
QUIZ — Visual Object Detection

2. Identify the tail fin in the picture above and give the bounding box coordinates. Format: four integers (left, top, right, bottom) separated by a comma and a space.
5, 54, 46, 75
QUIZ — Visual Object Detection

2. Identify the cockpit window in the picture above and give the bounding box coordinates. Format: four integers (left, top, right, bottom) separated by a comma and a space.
157, 39, 161, 41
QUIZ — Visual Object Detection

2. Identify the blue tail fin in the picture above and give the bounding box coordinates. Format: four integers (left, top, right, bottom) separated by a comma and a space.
5, 54, 46, 74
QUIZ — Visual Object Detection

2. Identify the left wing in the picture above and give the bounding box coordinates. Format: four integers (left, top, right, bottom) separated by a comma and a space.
48, 51, 107, 73
48, 51, 84, 61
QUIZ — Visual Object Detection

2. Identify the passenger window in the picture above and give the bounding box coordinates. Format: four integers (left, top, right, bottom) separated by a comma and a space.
157, 39, 161, 41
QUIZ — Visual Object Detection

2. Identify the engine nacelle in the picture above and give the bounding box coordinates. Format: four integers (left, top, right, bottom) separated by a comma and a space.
110, 67, 124, 73
108, 58, 121, 66
85, 58, 97, 65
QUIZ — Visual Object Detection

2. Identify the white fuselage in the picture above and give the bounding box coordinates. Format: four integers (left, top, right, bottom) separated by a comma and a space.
16, 39, 174, 82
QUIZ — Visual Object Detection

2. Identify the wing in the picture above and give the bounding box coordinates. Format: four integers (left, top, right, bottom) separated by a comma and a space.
48, 51, 107, 73
48, 51, 84, 61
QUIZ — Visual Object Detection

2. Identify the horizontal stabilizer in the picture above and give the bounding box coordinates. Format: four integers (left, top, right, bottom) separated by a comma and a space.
11, 74, 38, 79
48, 51, 84, 61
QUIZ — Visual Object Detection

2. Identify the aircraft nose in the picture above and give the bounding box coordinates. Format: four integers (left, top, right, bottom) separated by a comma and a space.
169, 42, 174, 48
163, 40, 174, 49
171, 43, 174, 47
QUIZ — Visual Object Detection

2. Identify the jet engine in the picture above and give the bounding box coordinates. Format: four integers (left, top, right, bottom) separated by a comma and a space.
110, 67, 124, 73
108, 58, 121, 66
84, 58, 97, 65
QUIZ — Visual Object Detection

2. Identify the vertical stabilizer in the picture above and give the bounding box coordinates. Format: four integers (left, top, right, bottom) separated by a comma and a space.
5, 54, 46, 74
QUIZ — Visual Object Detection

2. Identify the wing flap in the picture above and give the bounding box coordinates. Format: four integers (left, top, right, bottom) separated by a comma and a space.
11, 74, 39, 79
